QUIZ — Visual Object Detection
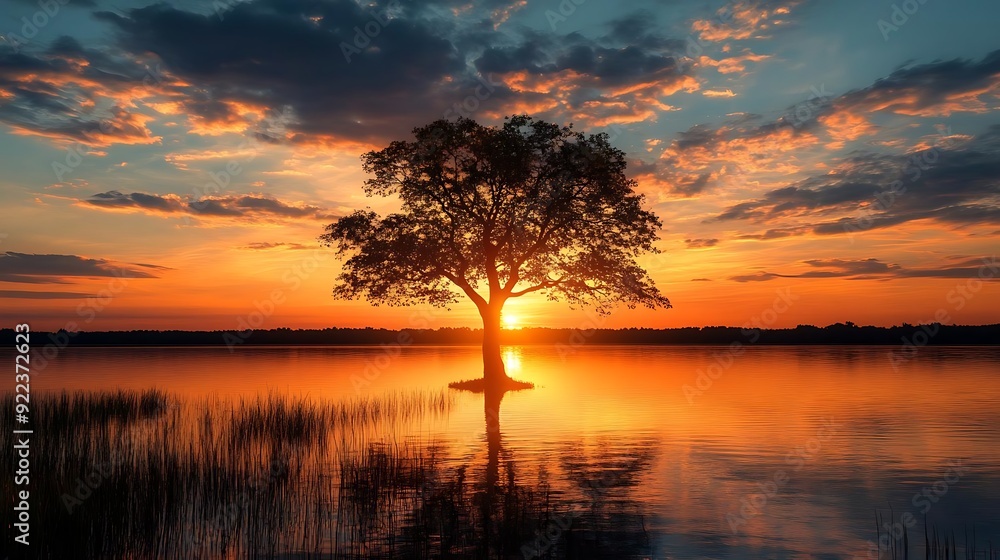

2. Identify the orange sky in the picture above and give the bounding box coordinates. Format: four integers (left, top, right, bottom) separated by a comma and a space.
0, 0, 998, 331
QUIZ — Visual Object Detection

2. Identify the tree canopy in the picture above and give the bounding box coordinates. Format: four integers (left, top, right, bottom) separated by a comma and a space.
320, 115, 671, 317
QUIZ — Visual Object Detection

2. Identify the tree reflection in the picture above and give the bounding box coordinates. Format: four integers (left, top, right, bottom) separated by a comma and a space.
334, 383, 660, 558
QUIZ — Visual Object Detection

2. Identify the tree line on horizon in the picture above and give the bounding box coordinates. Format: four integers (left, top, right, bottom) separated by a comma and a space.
2, 323, 998, 347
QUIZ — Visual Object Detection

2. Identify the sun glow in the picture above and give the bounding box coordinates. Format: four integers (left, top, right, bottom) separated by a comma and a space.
502, 347, 522, 372
502, 314, 520, 328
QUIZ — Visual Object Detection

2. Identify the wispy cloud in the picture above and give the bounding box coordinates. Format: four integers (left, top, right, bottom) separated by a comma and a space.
0, 252, 169, 284
730, 257, 998, 282
81, 192, 339, 223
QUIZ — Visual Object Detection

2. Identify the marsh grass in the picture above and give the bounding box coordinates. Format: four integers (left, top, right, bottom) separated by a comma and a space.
0, 389, 457, 559
873, 511, 999, 560
0, 387, 661, 559
38, 387, 170, 428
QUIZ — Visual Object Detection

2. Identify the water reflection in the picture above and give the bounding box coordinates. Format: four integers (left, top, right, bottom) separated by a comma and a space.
333, 384, 659, 558
5, 345, 1000, 558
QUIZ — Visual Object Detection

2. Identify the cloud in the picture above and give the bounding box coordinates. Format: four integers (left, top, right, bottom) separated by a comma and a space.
816, 108, 876, 149
240, 242, 312, 250
685, 238, 719, 248
836, 50, 1000, 118
702, 88, 737, 98
735, 226, 809, 240
698, 51, 771, 75
7, 0, 95, 5
0, 290, 94, 299
92, 0, 470, 145
81, 191, 338, 222
691, 0, 801, 42
0, 252, 169, 284
644, 49, 1000, 198
650, 116, 820, 196
474, 22, 697, 127
729, 257, 999, 282
0, 37, 166, 146
709, 126, 1000, 235
0, 1, 740, 147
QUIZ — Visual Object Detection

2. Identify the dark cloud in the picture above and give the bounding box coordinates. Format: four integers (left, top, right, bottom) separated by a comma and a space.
648, 109, 824, 197
399, 0, 527, 26
804, 258, 899, 274
710, 126, 1000, 235
602, 11, 688, 51
0, 37, 164, 146
476, 34, 689, 89
730, 257, 1000, 282
6, 0, 95, 6
729, 272, 780, 282
469, 22, 694, 128
83, 191, 338, 222
240, 242, 312, 250
673, 172, 712, 196
735, 227, 808, 240
95, 0, 695, 141
650, 49, 1000, 197
0, 252, 169, 283
684, 238, 719, 248
473, 35, 552, 75
94, 0, 470, 143
0, 290, 94, 299
837, 49, 1000, 117
0, 1, 701, 147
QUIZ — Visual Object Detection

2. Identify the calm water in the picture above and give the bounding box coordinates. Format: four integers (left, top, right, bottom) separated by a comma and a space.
17, 345, 1000, 558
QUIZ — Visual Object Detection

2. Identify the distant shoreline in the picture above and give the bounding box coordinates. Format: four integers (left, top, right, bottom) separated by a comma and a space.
3, 323, 998, 347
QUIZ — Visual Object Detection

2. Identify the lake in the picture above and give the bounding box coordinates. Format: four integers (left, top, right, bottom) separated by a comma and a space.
7, 344, 1000, 559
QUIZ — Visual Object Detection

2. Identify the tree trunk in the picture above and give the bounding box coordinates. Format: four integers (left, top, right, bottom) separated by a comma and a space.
480, 303, 508, 387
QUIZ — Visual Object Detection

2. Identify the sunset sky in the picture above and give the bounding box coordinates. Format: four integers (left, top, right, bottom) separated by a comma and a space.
0, 0, 998, 331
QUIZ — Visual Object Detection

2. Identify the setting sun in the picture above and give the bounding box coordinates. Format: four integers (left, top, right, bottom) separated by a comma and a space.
1, 0, 999, 557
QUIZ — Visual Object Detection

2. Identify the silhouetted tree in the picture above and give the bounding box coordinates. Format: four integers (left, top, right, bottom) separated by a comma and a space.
320, 116, 671, 388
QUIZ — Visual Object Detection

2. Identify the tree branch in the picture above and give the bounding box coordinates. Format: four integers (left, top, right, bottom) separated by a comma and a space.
508, 276, 566, 298
438, 268, 487, 310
